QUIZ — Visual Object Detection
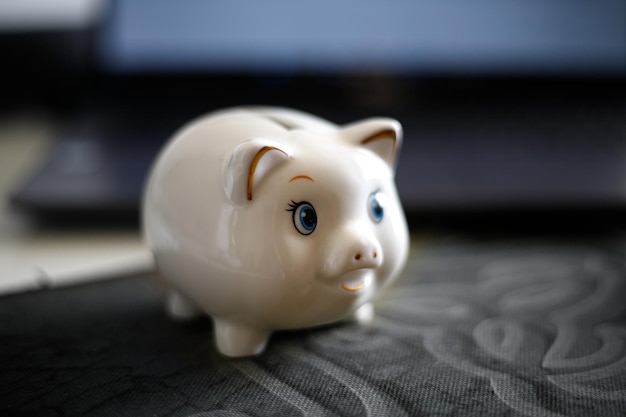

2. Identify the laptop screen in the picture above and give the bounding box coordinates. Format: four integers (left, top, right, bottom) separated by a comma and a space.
99, 0, 626, 76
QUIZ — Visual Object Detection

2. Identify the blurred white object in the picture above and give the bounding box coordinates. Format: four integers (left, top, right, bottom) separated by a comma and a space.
0, 0, 104, 31
0, 234, 155, 295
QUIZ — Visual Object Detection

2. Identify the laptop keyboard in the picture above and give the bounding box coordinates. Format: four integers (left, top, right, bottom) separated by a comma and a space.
10, 99, 626, 215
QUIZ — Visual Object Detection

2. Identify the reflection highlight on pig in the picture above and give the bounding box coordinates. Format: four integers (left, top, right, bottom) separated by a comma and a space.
143, 107, 409, 357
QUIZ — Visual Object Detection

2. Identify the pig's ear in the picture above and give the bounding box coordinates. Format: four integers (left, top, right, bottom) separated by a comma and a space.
341, 118, 402, 173
223, 139, 292, 205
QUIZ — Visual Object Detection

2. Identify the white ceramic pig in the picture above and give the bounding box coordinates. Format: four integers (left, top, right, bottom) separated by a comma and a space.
143, 106, 409, 357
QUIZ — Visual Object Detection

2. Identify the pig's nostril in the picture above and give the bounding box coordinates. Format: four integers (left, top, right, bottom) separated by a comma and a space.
355, 253, 362, 260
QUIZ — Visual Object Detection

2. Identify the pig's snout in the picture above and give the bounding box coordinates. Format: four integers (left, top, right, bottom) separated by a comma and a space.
350, 241, 381, 270
320, 226, 383, 278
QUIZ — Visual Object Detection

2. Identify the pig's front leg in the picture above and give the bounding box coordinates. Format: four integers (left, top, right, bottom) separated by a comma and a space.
166, 290, 202, 320
213, 318, 270, 357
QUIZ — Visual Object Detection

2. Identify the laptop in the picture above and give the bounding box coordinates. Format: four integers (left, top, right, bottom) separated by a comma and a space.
10, 0, 626, 220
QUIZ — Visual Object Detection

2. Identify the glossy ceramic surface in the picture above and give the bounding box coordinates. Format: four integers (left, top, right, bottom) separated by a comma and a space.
143, 107, 409, 356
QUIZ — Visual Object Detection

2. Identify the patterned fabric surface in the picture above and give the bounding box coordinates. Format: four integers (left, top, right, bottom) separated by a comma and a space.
1, 236, 625, 416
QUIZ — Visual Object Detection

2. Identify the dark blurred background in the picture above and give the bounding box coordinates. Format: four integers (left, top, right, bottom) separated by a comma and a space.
3, 4, 626, 415
2, 0, 626, 233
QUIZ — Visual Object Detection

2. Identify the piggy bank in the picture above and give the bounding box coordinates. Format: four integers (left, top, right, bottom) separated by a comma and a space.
143, 106, 409, 357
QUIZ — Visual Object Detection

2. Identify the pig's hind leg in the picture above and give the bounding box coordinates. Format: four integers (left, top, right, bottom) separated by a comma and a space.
166, 290, 203, 320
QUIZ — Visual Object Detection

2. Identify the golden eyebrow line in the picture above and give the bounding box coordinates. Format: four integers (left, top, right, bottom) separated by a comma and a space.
288, 175, 314, 183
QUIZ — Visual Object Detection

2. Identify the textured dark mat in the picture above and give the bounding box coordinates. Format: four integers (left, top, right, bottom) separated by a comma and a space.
1, 237, 626, 416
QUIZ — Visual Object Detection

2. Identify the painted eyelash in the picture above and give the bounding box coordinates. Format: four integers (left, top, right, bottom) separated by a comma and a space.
286, 200, 299, 212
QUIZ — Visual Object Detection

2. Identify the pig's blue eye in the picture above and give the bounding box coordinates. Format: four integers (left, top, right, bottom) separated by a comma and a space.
368, 192, 384, 223
287, 201, 317, 235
